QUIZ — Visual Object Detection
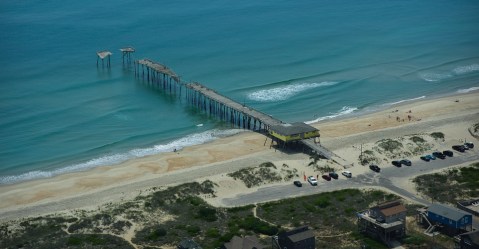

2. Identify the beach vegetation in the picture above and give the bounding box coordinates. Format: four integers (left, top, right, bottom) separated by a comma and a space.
377, 138, 403, 152
473, 122, 479, 133
360, 149, 380, 165
413, 162, 479, 203
430, 132, 445, 140
1, 180, 424, 249
227, 162, 289, 188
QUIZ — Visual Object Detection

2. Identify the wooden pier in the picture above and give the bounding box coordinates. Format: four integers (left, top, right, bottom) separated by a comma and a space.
134, 58, 334, 158
96, 50, 112, 68
186, 82, 282, 131
120, 47, 135, 64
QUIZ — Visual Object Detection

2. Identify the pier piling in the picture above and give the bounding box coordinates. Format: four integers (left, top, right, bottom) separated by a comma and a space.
96, 50, 112, 68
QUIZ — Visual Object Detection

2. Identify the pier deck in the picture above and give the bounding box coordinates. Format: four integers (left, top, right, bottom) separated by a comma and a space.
134, 58, 335, 160
186, 82, 282, 128
136, 59, 180, 82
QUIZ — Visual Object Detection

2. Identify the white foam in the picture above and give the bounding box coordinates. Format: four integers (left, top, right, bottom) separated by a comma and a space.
418, 72, 452, 82
0, 129, 243, 185
419, 63, 479, 82
247, 81, 338, 102
306, 106, 358, 124
457, 87, 479, 94
384, 96, 426, 106
453, 64, 479, 75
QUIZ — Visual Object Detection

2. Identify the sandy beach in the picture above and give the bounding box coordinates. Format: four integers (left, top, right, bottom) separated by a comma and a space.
1, 91, 478, 221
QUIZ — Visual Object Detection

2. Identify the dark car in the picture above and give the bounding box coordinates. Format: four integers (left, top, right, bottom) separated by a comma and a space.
443, 150, 453, 157
369, 164, 381, 172
465, 142, 474, 149
420, 156, 430, 162
452, 145, 466, 152
293, 181, 302, 187
392, 160, 402, 167
432, 151, 446, 159
329, 172, 339, 179
322, 174, 332, 181
400, 159, 412, 166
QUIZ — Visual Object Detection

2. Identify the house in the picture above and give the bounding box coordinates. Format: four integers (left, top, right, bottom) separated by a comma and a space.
456, 230, 479, 249
269, 122, 319, 143
370, 200, 407, 223
177, 238, 202, 249
222, 235, 264, 249
426, 203, 473, 235
357, 200, 407, 246
272, 226, 315, 249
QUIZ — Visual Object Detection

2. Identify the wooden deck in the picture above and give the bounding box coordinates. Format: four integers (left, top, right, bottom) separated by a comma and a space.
186, 82, 282, 128
136, 59, 180, 82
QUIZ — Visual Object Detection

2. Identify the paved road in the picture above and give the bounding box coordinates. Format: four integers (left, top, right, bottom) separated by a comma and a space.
221, 149, 479, 207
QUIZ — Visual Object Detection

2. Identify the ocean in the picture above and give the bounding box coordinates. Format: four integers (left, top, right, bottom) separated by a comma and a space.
1, 0, 478, 184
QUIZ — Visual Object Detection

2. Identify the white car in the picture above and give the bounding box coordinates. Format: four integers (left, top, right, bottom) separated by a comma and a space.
342, 171, 352, 178
307, 176, 318, 186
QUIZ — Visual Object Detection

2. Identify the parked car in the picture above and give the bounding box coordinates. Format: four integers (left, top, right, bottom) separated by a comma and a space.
432, 151, 446, 159
293, 181, 302, 187
420, 156, 430, 162
322, 174, 332, 181
400, 159, 412, 166
452, 145, 466, 152
329, 172, 339, 179
369, 164, 381, 172
428, 154, 436, 160
307, 176, 318, 186
465, 142, 474, 149
342, 171, 352, 178
443, 150, 453, 157
392, 160, 402, 167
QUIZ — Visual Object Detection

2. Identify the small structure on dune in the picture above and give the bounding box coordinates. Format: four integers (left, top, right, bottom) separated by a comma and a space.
96, 50, 112, 68
417, 203, 473, 236
272, 226, 315, 249
222, 235, 264, 249
357, 200, 407, 247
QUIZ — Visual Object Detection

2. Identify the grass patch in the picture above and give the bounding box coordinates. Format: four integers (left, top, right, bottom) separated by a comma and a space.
413, 162, 479, 203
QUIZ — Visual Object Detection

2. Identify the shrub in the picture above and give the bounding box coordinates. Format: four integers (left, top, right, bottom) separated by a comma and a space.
410, 136, 426, 143
206, 228, 220, 238
315, 196, 331, 208
377, 139, 403, 152
197, 206, 217, 222
430, 132, 444, 140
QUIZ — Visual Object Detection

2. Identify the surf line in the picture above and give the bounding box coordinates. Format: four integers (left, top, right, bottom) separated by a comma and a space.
134, 58, 332, 159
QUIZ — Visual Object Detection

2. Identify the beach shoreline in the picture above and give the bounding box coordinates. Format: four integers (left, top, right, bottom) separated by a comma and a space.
1, 91, 478, 221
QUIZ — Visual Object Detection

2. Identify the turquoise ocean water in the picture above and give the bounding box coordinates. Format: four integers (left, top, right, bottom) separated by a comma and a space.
1, 0, 478, 184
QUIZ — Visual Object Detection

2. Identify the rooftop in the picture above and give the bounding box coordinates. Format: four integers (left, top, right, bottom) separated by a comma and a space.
461, 230, 479, 245
428, 203, 471, 221
375, 200, 407, 217
270, 122, 318, 136
224, 235, 264, 249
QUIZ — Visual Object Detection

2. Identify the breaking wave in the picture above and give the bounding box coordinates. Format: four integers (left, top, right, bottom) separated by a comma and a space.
419, 63, 479, 82
384, 96, 426, 106
305, 106, 358, 124
457, 87, 479, 94
0, 129, 243, 185
247, 81, 338, 102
